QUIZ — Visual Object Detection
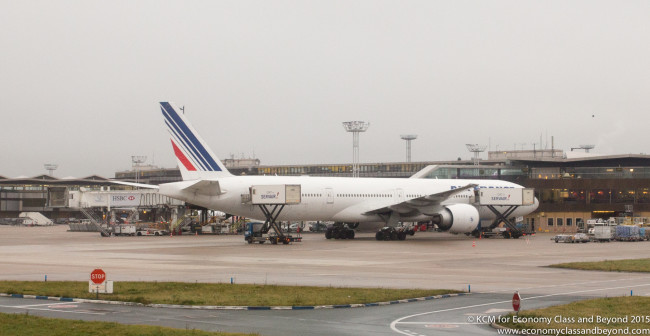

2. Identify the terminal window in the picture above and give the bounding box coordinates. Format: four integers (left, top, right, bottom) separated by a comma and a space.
547, 218, 554, 226
557, 218, 563, 226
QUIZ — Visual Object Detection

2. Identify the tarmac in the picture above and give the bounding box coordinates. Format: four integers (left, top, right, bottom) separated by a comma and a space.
1, 225, 650, 296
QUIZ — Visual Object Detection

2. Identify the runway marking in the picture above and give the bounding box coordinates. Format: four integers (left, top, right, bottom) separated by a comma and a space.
0, 302, 105, 315
390, 282, 650, 335
484, 275, 650, 293
9, 302, 75, 308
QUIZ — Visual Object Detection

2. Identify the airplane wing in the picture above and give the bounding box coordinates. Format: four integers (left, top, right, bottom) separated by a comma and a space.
109, 180, 160, 189
363, 183, 477, 216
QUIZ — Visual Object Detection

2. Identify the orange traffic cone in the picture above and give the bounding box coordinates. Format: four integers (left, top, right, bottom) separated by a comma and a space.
472, 241, 476, 247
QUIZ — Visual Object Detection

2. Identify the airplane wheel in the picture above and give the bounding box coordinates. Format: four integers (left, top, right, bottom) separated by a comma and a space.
325, 229, 333, 239
346, 230, 355, 239
375, 232, 383, 241
390, 232, 398, 240
398, 232, 407, 240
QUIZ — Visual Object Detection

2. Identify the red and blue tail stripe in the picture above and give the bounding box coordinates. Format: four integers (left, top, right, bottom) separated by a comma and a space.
160, 102, 229, 177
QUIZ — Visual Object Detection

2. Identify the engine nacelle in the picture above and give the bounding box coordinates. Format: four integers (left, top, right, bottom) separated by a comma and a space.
435, 204, 480, 234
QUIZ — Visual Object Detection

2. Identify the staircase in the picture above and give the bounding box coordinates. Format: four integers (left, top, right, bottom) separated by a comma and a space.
171, 216, 194, 233
79, 207, 112, 237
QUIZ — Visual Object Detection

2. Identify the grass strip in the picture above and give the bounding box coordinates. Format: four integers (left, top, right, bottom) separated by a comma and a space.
550, 258, 650, 273
0, 281, 459, 306
0, 312, 254, 336
499, 296, 650, 333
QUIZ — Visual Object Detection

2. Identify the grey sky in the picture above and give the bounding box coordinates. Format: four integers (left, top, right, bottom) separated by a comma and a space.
1, 1, 649, 178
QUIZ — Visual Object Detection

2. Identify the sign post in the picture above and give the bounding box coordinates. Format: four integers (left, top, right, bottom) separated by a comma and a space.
89, 269, 113, 297
512, 291, 521, 315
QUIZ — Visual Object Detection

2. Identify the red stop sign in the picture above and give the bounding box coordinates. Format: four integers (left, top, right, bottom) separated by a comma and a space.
512, 291, 521, 312
90, 269, 106, 284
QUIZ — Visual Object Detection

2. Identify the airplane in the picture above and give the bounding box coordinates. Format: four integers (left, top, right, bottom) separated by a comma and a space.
131, 102, 539, 240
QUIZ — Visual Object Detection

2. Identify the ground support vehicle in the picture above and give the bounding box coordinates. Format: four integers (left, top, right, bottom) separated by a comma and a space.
113, 224, 136, 236
572, 233, 590, 243
136, 228, 167, 236
244, 222, 301, 245
553, 234, 574, 243
591, 225, 614, 242
325, 223, 355, 239
472, 222, 532, 239
615, 225, 642, 241
375, 226, 414, 241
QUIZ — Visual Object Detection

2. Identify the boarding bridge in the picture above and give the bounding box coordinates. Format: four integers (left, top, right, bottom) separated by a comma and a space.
67, 189, 184, 209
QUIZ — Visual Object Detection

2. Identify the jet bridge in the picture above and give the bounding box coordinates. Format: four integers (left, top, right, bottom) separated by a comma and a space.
477, 188, 535, 238
248, 184, 302, 244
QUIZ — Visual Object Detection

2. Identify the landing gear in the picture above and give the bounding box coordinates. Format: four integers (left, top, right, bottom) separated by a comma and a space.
325, 223, 356, 240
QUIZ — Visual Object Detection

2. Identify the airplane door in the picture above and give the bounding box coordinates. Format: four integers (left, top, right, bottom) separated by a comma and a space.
394, 188, 404, 203
325, 188, 334, 204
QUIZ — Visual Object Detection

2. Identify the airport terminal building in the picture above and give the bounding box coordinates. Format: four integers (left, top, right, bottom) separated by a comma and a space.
3, 149, 650, 232
111, 150, 650, 232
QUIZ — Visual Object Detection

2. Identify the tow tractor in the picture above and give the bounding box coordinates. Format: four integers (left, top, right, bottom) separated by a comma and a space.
375, 226, 415, 241
245, 222, 301, 244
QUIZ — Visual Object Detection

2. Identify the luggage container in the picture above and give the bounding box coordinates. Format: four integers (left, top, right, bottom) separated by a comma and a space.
615, 225, 641, 241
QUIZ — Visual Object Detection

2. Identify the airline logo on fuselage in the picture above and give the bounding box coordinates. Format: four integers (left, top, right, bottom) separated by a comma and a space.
491, 194, 511, 201
261, 192, 281, 200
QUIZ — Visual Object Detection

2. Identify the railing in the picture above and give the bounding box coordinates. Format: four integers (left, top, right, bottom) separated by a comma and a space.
79, 207, 112, 237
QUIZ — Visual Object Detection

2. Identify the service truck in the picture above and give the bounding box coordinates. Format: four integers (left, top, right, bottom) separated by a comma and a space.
245, 222, 301, 245
113, 224, 136, 236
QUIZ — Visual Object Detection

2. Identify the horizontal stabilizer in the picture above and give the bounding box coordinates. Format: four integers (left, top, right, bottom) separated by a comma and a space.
109, 180, 160, 189
183, 180, 224, 196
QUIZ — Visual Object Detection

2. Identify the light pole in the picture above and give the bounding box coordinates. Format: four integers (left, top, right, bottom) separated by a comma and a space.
466, 144, 486, 166
44, 164, 58, 176
400, 135, 417, 162
342, 121, 370, 178
131, 156, 147, 184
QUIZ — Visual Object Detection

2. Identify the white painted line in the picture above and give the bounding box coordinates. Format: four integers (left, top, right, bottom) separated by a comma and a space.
0, 305, 105, 315
390, 282, 650, 335
398, 322, 482, 325
11, 302, 77, 308
484, 275, 650, 294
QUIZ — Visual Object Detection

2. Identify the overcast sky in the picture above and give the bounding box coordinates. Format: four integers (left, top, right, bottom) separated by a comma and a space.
1, 1, 649, 178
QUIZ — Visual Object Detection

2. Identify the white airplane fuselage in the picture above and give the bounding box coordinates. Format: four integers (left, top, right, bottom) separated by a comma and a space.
159, 175, 538, 223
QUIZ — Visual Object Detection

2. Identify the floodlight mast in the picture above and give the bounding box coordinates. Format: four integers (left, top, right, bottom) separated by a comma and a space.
131, 156, 147, 184
466, 144, 487, 166
570, 145, 595, 153
400, 135, 418, 162
342, 121, 370, 178
44, 164, 58, 176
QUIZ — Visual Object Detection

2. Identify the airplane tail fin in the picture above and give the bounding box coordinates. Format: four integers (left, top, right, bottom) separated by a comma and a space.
160, 102, 233, 180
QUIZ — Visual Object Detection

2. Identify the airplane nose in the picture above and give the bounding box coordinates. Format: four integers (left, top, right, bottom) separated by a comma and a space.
533, 197, 540, 211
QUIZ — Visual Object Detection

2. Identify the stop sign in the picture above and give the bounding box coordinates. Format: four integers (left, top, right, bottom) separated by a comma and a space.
512, 291, 521, 312
90, 269, 106, 285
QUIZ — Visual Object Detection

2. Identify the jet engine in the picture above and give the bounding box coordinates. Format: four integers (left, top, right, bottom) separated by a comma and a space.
434, 204, 480, 234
